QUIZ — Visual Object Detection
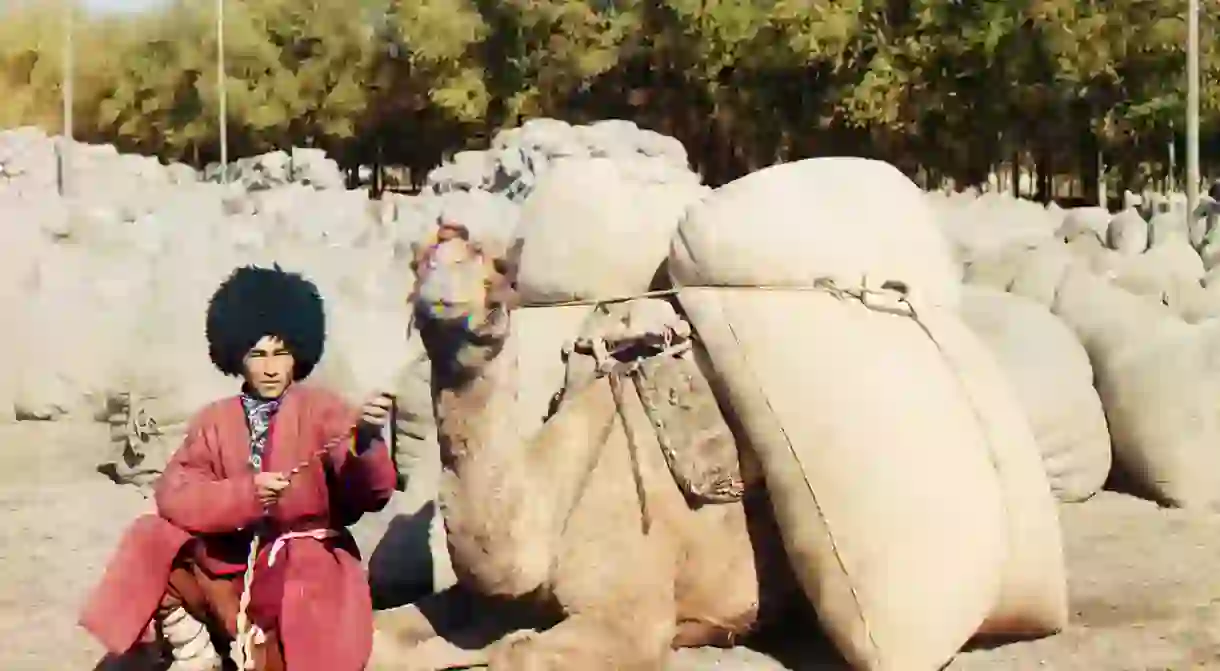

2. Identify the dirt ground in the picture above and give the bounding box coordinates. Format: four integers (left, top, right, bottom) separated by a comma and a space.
3, 421, 1220, 670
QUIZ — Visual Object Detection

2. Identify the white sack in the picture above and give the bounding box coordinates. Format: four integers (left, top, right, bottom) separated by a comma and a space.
669, 158, 961, 308
960, 286, 1111, 502
1105, 208, 1149, 256
515, 157, 706, 304
670, 158, 1065, 669
1050, 268, 1220, 508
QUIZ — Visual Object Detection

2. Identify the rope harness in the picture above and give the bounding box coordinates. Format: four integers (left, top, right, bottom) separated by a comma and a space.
544, 276, 918, 538
590, 328, 693, 535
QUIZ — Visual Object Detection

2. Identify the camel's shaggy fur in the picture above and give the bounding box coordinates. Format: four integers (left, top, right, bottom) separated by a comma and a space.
374, 225, 797, 670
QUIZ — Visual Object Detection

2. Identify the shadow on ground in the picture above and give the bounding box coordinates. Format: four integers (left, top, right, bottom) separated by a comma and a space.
369, 501, 438, 611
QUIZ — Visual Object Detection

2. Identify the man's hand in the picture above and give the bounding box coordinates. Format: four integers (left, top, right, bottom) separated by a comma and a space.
358, 391, 394, 430
255, 471, 290, 507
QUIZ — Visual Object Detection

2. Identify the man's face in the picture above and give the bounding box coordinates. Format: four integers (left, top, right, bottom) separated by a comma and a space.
242, 335, 295, 399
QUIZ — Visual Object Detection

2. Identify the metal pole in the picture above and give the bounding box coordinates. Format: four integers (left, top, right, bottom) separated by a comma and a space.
58, 0, 74, 197
1170, 138, 1177, 192
217, 0, 228, 183
1187, 0, 1200, 218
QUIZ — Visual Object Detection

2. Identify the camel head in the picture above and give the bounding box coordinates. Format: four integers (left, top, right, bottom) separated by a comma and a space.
410, 221, 524, 378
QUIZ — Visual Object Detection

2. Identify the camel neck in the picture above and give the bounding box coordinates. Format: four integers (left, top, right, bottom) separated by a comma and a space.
432, 336, 521, 473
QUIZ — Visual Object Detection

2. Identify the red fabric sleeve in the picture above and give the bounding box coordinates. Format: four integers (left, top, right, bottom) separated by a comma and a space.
154, 411, 264, 534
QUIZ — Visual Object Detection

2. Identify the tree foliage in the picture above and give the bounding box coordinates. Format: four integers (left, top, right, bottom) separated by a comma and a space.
3, 0, 1220, 195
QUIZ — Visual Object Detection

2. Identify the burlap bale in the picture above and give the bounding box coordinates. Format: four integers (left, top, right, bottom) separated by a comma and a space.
1173, 281, 1220, 323
670, 157, 961, 308
12, 244, 145, 422
1049, 268, 1220, 508
514, 157, 707, 304
960, 286, 1111, 502
1148, 210, 1190, 248
1065, 234, 1123, 277
1055, 207, 1110, 241
1105, 208, 1149, 256
670, 158, 1065, 669
965, 240, 1081, 308
1107, 239, 1205, 305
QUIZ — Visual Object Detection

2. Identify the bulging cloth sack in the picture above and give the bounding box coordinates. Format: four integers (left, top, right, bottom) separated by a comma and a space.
514, 157, 707, 305
670, 157, 1067, 670
959, 286, 1112, 502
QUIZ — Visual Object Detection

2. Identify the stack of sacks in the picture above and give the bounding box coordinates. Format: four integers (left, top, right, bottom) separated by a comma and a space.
0, 192, 53, 421
424, 118, 694, 203
984, 245, 1220, 509
1054, 207, 1110, 243
669, 157, 1067, 670
966, 220, 1220, 326
1148, 210, 1191, 249
0, 127, 60, 194
10, 234, 150, 423
203, 147, 344, 191
1105, 208, 1149, 256
489, 156, 708, 445
0, 127, 197, 200
966, 242, 1060, 304
1059, 206, 1220, 323
401, 118, 697, 268
392, 189, 521, 261
929, 191, 1061, 265
104, 190, 282, 482
1108, 239, 1205, 308
1176, 274, 1220, 324
1052, 268, 1220, 508
959, 286, 1111, 502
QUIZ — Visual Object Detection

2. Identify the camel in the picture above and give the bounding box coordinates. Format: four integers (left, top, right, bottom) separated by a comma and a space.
372, 225, 800, 670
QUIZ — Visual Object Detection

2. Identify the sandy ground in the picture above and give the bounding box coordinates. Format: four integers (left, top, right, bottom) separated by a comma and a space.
3, 421, 1220, 670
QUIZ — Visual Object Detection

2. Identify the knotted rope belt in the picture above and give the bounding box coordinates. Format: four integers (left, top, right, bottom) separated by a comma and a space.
231, 417, 379, 669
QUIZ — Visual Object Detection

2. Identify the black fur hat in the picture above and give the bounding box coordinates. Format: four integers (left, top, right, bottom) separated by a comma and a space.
205, 264, 326, 380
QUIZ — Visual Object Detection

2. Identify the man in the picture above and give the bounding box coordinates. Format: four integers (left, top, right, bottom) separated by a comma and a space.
80, 264, 399, 671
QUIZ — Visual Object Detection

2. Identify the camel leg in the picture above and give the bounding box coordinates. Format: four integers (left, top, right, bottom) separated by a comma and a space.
485, 609, 676, 671
375, 585, 478, 647
370, 629, 493, 671
374, 585, 556, 670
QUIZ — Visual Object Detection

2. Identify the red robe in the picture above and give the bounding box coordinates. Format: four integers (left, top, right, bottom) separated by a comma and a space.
80, 384, 398, 671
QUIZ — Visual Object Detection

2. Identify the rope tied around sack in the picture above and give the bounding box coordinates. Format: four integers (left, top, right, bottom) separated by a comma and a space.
518, 276, 922, 313
552, 277, 920, 539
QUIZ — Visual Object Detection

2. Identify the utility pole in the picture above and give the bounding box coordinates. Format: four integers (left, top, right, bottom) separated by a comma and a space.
58, 0, 74, 197
1187, 0, 1200, 219
217, 0, 228, 183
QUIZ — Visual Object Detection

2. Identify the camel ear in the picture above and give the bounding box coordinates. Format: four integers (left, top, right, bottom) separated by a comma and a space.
493, 237, 525, 284
438, 221, 470, 241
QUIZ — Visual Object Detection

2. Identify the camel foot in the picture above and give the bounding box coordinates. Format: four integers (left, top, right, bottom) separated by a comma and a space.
376, 603, 443, 648
486, 615, 670, 671
376, 586, 479, 647
370, 629, 493, 671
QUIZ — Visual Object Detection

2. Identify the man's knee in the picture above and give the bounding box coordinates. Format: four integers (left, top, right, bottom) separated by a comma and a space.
161, 546, 201, 608
188, 562, 241, 638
